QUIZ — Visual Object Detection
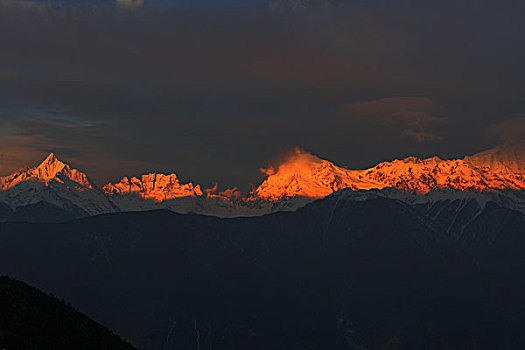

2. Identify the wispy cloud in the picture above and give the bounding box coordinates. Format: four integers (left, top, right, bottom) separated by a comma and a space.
342, 97, 448, 143
115, 0, 144, 11
487, 115, 525, 142
402, 129, 443, 142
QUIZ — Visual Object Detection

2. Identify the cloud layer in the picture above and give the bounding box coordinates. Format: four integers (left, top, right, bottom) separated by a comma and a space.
0, 0, 524, 189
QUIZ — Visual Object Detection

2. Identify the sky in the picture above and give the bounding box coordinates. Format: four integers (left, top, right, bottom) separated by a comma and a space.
0, 0, 524, 190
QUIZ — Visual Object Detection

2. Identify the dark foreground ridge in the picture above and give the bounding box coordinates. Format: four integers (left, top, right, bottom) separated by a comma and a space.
1, 192, 525, 349
0, 276, 135, 350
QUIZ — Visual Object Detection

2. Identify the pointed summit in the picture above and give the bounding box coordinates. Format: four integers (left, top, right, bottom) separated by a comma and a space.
35, 152, 67, 180
0, 153, 116, 216
42, 152, 58, 163
0, 153, 94, 190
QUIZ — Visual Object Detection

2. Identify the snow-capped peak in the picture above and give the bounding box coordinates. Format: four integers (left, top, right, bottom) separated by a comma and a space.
0, 152, 95, 190
249, 144, 525, 202
33, 152, 67, 180
1, 145, 524, 220
250, 148, 354, 201
0, 153, 119, 216
103, 173, 204, 201
465, 141, 525, 173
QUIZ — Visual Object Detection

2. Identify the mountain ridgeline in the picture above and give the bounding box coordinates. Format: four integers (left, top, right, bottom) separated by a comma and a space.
0, 142, 525, 221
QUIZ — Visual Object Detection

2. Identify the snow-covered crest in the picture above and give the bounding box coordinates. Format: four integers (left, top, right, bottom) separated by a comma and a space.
249, 143, 525, 202
0, 153, 114, 216
1, 144, 524, 219
0, 152, 95, 190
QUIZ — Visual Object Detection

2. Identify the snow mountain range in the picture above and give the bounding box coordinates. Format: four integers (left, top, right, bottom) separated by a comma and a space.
0, 142, 524, 222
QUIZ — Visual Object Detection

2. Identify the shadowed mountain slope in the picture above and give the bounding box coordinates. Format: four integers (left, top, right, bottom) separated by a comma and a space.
0, 276, 135, 350
1, 193, 524, 349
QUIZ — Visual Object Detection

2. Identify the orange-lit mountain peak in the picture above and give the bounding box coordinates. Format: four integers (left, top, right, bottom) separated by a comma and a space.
34, 153, 66, 180
250, 145, 525, 201
103, 173, 204, 202
0, 152, 94, 190
250, 148, 356, 201
42, 152, 58, 164
2, 145, 524, 213
465, 141, 525, 173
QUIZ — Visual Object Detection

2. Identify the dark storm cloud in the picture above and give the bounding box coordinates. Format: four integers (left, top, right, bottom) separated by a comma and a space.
0, 0, 524, 189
